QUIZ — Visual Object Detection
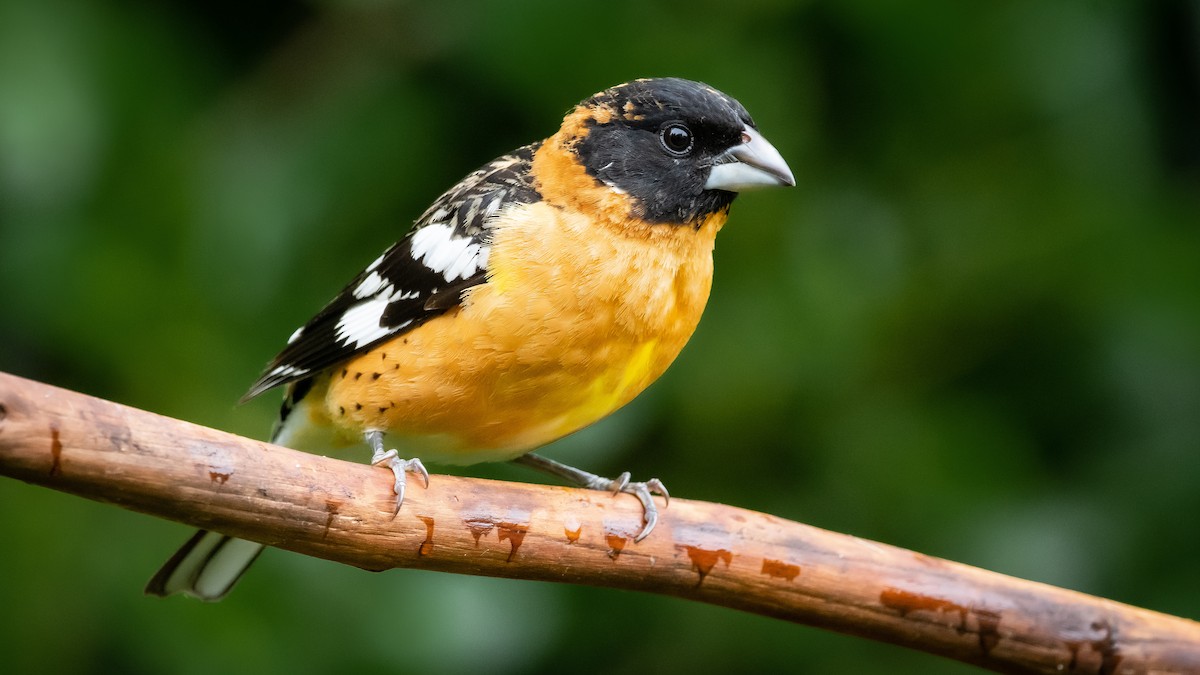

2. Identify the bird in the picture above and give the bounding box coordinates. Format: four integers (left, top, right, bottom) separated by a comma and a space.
146, 77, 794, 600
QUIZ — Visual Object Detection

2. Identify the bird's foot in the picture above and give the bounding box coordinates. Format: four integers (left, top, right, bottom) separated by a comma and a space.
367, 432, 428, 513
586, 472, 670, 542
512, 453, 669, 542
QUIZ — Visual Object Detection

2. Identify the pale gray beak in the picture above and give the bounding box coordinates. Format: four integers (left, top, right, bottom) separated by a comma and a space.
704, 126, 795, 192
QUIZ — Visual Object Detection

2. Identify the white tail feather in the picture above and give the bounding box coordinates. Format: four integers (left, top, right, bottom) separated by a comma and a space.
145, 530, 264, 601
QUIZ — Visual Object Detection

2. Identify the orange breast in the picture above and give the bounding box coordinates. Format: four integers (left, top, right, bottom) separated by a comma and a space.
322, 201, 724, 464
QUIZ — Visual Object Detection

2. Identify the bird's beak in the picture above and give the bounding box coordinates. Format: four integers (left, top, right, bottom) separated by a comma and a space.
704, 126, 795, 192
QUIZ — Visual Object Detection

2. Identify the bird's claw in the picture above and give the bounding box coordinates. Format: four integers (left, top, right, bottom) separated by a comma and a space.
645, 478, 670, 506
370, 448, 428, 514
626, 477, 670, 542
585, 472, 669, 542
607, 471, 632, 494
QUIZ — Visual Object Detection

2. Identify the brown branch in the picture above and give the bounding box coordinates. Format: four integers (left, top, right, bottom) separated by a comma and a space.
0, 370, 1197, 674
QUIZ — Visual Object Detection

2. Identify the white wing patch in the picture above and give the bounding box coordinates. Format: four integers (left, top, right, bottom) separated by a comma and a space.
353, 271, 388, 299
335, 287, 416, 349
409, 223, 490, 283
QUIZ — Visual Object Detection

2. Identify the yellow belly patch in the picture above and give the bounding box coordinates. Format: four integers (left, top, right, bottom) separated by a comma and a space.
562, 339, 659, 435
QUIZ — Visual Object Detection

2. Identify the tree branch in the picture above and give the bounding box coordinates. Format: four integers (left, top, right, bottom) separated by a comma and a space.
0, 371, 1196, 673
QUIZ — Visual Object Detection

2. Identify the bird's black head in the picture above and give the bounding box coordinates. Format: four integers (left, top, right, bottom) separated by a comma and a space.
567, 78, 794, 225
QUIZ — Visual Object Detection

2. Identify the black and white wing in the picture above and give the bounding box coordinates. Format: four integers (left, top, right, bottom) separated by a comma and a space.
242, 142, 542, 402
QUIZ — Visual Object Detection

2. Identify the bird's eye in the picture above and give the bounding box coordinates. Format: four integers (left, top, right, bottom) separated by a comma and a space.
660, 123, 694, 156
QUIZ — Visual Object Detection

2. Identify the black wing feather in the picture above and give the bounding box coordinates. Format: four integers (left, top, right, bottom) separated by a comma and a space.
242, 142, 542, 402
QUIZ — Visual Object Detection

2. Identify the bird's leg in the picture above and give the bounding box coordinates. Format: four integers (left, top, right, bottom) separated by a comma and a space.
365, 430, 429, 514
513, 452, 669, 542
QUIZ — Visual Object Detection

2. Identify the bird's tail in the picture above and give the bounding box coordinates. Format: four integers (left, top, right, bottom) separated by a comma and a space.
143, 530, 265, 601
146, 380, 322, 600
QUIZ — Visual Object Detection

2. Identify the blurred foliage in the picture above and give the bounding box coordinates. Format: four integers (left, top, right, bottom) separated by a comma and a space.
2, 0, 1199, 673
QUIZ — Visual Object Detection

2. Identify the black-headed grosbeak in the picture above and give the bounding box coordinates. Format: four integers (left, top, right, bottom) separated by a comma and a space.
147, 78, 794, 600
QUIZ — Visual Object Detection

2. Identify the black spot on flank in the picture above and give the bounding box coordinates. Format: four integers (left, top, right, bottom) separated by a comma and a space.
339, 406, 345, 415
372, 372, 381, 380
403, 338, 408, 344
341, 369, 348, 379
355, 403, 362, 411
381, 353, 387, 360
378, 407, 388, 413
354, 372, 362, 380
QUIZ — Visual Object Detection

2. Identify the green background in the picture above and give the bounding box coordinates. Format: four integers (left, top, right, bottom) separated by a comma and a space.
2, 1, 1198, 673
